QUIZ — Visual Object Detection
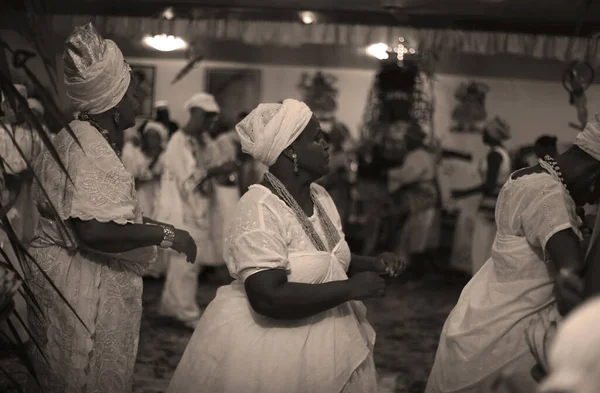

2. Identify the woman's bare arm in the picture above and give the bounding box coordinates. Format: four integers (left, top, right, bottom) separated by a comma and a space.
545, 229, 585, 315
244, 269, 354, 320
71, 219, 165, 253
347, 254, 385, 276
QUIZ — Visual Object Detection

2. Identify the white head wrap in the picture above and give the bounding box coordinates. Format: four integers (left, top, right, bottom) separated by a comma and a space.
235, 99, 313, 167
184, 93, 220, 113
63, 23, 131, 115
539, 296, 600, 393
143, 120, 169, 148
575, 113, 600, 161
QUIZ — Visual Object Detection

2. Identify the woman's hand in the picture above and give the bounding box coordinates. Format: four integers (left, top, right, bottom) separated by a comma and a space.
554, 268, 585, 316
171, 228, 197, 263
378, 252, 407, 278
347, 271, 386, 300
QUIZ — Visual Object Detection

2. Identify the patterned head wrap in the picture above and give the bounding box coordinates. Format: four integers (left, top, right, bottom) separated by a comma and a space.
235, 99, 313, 167
184, 93, 220, 113
575, 113, 600, 161
539, 296, 600, 393
484, 116, 511, 141
63, 23, 131, 115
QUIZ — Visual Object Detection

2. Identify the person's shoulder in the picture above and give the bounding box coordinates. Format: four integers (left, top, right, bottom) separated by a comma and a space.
510, 171, 566, 200
311, 182, 329, 197
238, 184, 273, 209
52, 120, 102, 150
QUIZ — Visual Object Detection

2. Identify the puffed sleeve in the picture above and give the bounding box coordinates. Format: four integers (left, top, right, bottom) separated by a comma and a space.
225, 192, 290, 282
520, 179, 581, 254
38, 121, 137, 225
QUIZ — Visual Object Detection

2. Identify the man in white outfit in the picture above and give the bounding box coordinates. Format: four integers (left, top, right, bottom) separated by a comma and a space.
155, 92, 237, 328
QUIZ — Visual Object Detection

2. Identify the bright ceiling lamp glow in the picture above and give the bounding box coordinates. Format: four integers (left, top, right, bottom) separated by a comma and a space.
366, 43, 390, 60
299, 11, 317, 24
161, 7, 175, 20
143, 34, 188, 52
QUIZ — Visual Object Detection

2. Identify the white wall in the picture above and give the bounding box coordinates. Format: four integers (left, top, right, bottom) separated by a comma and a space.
128, 56, 600, 148
127, 57, 375, 138
127, 58, 375, 135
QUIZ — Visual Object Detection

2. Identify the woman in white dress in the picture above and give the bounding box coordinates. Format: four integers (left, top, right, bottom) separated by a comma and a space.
426, 114, 600, 393
167, 99, 406, 393
452, 116, 512, 276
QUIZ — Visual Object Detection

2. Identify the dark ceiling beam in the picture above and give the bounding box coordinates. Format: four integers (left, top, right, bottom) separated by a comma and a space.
5, 1, 600, 36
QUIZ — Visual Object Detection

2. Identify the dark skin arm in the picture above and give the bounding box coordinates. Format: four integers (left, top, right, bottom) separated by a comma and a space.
71, 218, 165, 253
244, 269, 354, 320
545, 229, 586, 316
347, 254, 386, 276
452, 151, 502, 198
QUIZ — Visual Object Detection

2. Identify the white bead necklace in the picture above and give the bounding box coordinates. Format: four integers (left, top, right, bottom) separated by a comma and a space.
264, 172, 340, 252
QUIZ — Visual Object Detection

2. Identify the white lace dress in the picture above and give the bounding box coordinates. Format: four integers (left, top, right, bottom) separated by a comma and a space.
167, 183, 378, 393
26, 120, 157, 393
426, 172, 581, 393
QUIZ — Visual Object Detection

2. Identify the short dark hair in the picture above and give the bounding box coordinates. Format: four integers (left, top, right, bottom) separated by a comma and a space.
535, 135, 557, 148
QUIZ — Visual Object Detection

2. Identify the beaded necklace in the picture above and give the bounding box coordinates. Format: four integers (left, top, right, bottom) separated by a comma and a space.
264, 172, 340, 252
78, 113, 121, 157
538, 155, 570, 196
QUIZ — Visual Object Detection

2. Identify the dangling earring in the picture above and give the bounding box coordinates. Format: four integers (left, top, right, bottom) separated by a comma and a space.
292, 153, 299, 173
590, 182, 596, 193
113, 111, 120, 127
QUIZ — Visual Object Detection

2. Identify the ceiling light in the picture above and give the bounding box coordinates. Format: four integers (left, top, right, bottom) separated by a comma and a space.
161, 7, 175, 20
299, 11, 317, 25
143, 34, 188, 52
366, 43, 390, 60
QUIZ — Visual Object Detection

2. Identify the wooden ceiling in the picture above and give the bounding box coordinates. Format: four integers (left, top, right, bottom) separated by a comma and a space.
8, 0, 600, 36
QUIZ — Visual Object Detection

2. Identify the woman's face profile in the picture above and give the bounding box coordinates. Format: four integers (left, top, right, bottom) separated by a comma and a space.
117, 72, 141, 130
292, 116, 330, 178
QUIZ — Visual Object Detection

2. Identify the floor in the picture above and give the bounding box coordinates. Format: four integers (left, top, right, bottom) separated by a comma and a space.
0, 268, 469, 393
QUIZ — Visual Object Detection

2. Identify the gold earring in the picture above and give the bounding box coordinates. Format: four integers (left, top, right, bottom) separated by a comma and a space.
292, 153, 299, 173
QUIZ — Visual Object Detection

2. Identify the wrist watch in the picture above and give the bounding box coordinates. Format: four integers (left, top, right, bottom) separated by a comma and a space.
159, 225, 175, 249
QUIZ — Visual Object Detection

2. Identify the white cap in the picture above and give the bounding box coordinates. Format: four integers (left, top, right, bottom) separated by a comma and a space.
184, 92, 220, 113
154, 100, 169, 108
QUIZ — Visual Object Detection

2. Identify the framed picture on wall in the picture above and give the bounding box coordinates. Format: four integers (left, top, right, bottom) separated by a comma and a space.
130, 64, 156, 118
205, 68, 261, 131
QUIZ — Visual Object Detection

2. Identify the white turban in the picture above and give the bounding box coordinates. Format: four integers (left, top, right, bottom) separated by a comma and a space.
184, 93, 220, 113
539, 296, 600, 393
63, 23, 131, 115
575, 113, 600, 161
235, 99, 313, 167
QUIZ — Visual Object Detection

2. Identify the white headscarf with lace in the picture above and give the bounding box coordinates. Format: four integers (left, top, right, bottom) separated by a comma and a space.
235, 99, 313, 167
63, 23, 131, 115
